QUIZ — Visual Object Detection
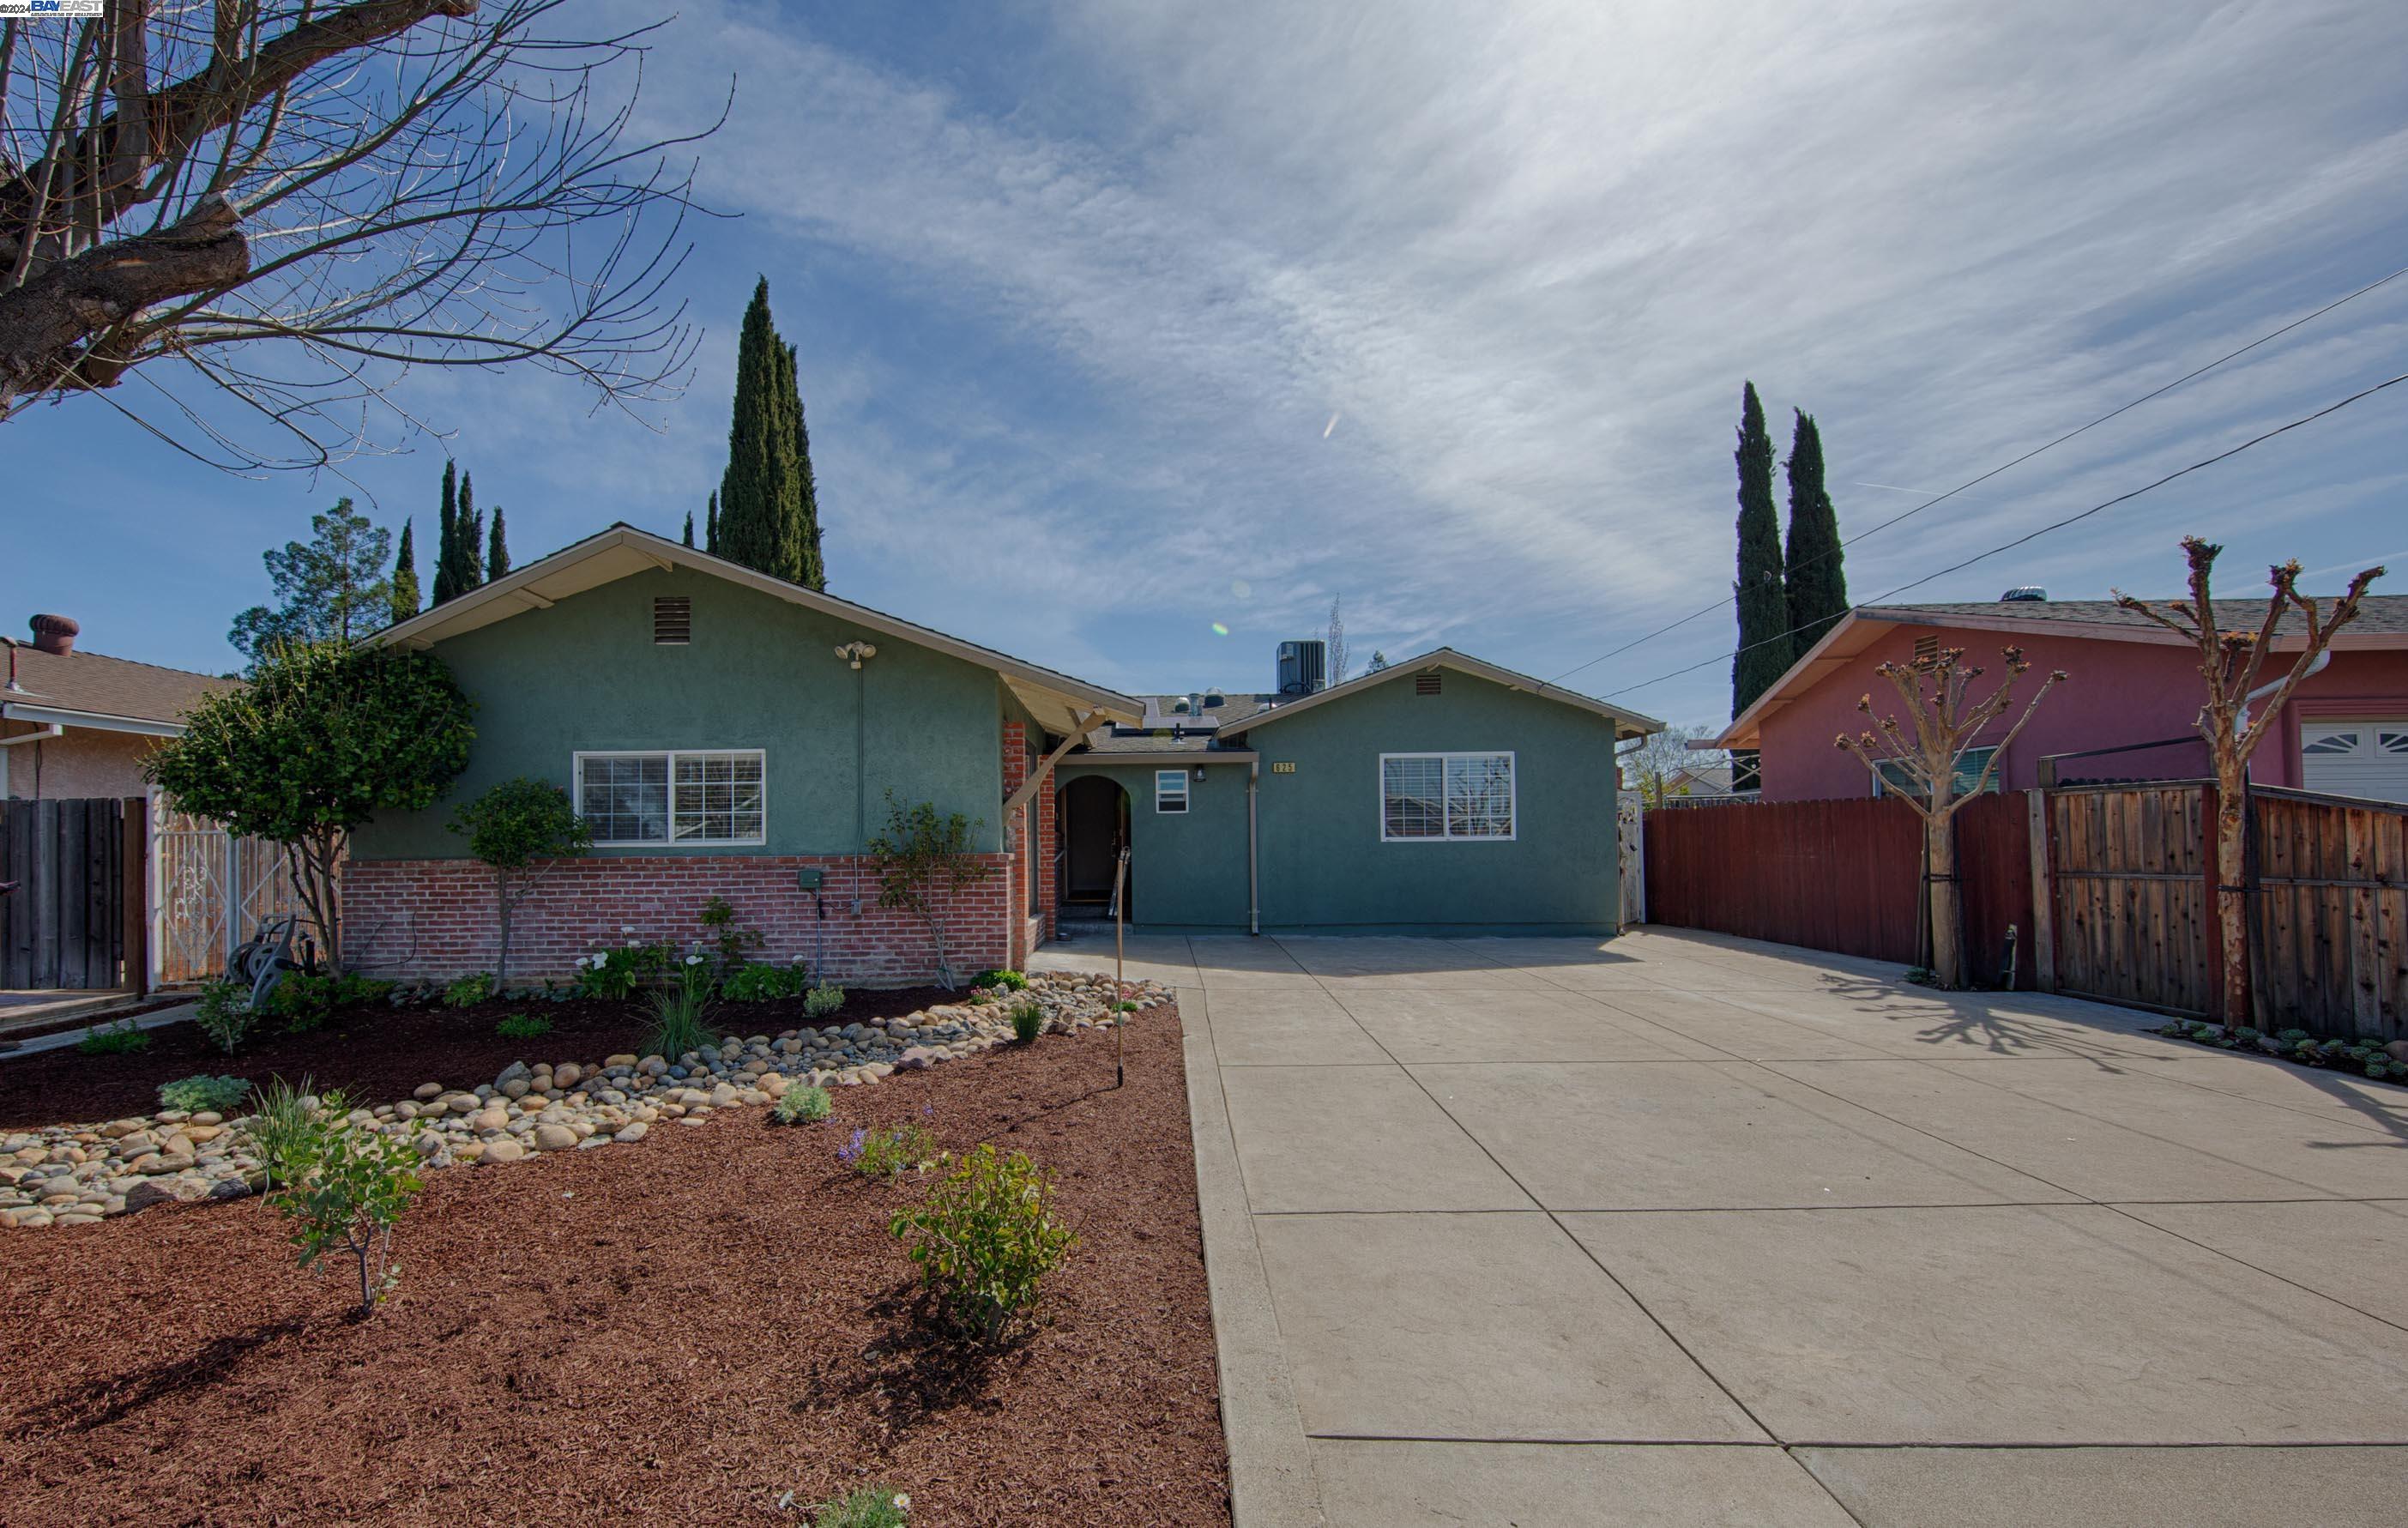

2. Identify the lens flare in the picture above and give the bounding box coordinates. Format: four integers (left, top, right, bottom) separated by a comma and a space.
1210, 622, 1230, 636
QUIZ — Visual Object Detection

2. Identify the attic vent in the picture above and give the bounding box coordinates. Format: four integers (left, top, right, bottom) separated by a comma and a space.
1415, 672, 1442, 697
654, 595, 691, 645
1912, 634, 1940, 663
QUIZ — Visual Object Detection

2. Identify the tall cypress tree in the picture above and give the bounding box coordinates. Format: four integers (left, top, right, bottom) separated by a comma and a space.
1782, 409, 1848, 660
390, 517, 420, 625
681, 510, 695, 547
717, 279, 824, 588
705, 492, 719, 553
788, 341, 826, 589
486, 504, 510, 581
1730, 381, 1789, 720
432, 461, 462, 604
440, 470, 486, 601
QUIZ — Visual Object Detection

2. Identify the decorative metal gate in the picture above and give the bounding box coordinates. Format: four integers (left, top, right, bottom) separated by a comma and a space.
148, 801, 304, 987
1617, 797, 1646, 928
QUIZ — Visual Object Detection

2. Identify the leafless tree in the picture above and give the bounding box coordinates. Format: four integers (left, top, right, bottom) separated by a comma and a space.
0, 0, 718, 471
1325, 594, 1349, 684
1620, 722, 1729, 808
1837, 645, 2064, 987
2113, 538, 2384, 1024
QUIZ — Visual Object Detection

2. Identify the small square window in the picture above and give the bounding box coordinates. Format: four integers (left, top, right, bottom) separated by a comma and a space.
1156, 770, 1190, 814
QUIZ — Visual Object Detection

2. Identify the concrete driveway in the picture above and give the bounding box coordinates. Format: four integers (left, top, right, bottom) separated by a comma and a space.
1034, 927, 2408, 1526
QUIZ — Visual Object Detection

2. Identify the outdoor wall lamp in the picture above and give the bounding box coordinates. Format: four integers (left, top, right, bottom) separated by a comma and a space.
834, 641, 878, 669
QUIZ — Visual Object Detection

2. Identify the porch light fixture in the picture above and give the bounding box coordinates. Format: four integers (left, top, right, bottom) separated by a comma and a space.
834, 641, 878, 669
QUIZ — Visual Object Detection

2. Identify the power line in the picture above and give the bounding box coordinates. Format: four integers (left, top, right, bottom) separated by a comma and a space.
1549, 258, 2408, 686
1592, 368, 2408, 703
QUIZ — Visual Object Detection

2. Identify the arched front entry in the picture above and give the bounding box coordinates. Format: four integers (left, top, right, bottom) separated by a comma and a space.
1057, 774, 1132, 924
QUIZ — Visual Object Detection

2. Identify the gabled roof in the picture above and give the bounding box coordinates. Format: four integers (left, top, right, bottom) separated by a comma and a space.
1716, 593, 2408, 750
0, 644, 238, 736
1216, 648, 1662, 740
370, 524, 1142, 734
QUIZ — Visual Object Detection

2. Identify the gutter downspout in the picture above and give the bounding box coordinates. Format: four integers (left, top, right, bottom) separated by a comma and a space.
0, 722, 65, 799
1246, 756, 1260, 936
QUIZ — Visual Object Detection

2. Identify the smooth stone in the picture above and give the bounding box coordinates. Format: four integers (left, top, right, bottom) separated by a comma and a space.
123, 1179, 178, 1212
413, 1083, 444, 1101
481, 1138, 527, 1163
613, 1122, 649, 1143
532, 1124, 577, 1151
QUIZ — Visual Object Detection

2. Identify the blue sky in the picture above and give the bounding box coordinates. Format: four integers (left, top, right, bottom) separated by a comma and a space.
8, 0, 2407, 735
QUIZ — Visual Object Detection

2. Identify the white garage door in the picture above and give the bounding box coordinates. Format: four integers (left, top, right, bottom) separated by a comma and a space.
2300, 721, 2408, 804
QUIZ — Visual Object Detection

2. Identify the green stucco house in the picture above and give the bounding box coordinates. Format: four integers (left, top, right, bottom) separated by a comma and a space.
351, 524, 1659, 981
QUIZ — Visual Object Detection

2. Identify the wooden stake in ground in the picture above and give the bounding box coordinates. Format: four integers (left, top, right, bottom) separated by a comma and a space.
2112, 538, 2385, 1024
1112, 845, 1131, 1090
1837, 646, 2065, 987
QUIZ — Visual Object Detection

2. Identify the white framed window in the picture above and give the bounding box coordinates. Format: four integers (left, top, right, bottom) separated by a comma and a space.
574, 750, 766, 846
1874, 746, 1998, 801
1156, 769, 1190, 814
1380, 752, 1515, 842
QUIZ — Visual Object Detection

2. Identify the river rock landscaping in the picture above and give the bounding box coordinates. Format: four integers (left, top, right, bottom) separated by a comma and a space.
1, 971, 1167, 1230
0, 990, 1226, 1525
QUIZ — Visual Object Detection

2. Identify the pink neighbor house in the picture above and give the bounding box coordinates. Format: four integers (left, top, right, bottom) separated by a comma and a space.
1717, 591, 2408, 806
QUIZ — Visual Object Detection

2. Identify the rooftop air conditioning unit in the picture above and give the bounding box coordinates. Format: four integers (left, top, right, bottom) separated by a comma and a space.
2000, 586, 2048, 602
1276, 639, 1327, 697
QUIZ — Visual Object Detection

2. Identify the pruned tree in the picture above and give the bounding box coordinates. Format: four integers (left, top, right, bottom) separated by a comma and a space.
2112, 537, 2384, 1022
0, 1, 716, 471
1836, 645, 2064, 987
448, 775, 589, 986
1620, 723, 1731, 808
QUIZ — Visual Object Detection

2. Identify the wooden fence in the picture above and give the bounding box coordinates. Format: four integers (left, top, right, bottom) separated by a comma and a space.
1, 797, 145, 990
1645, 780, 2408, 1039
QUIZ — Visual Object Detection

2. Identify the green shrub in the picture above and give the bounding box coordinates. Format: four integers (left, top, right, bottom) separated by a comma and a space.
250, 1076, 332, 1193
444, 972, 495, 1009
889, 1143, 1077, 1344
447, 776, 594, 986
773, 1084, 833, 1125
644, 961, 718, 1058
971, 969, 1027, 992
78, 1018, 152, 1055
264, 969, 398, 1032
575, 938, 674, 1000
698, 894, 766, 970
840, 1121, 938, 1178
1010, 1001, 1043, 1043
785, 1487, 908, 1528
158, 1074, 252, 1114
722, 960, 810, 1002
270, 1103, 423, 1317
803, 981, 846, 1019
195, 978, 257, 1054
1113, 999, 1139, 1013
494, 1012, 552, 1041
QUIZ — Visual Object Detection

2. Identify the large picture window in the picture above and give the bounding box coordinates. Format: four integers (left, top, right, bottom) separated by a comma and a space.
574, 750, 766, 846
1380, 752, 1515, 842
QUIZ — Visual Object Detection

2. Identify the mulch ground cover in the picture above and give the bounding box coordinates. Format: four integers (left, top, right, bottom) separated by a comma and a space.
0, 986, 963, 1130
0, 1005, 1229, 1526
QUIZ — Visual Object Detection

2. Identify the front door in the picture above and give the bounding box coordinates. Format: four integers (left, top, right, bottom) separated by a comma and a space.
1059, 776, 1131, 913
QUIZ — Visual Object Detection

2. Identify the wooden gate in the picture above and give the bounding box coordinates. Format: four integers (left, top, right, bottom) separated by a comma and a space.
148, 801, 304, 986
1, 797, 143, 990
2248, 787, 2407, 1040
2043, 782, 2216, 1016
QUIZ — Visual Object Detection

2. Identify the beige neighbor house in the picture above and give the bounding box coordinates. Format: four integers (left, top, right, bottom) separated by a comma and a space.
0, 615, 237, 800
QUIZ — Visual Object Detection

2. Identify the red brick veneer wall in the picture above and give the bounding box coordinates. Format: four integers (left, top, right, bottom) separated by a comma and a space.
345, 854, 1013, 984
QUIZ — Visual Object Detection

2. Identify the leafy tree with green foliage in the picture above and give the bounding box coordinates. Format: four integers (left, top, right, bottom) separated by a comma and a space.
389, 518, 420, 625
486, 504, 511, 581
717, 279, 825, 589
1731, 381, 1789, 720
1782, 408, 1848, 659
449, 777, 592, 986
890, 1143, 1077, 1344
681, 510, 694, 547
146, 643, 475, 974
865, 791, 993, 988
228, 501, 393, 664
1366, 649, 1391, 673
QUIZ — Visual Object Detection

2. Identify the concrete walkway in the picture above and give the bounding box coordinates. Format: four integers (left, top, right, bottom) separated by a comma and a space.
1034, 927, 2408, 1526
